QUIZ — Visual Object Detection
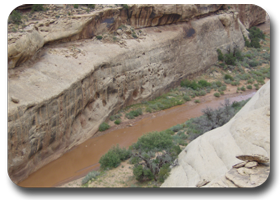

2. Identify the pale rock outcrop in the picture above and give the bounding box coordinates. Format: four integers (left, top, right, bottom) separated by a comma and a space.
161, 81, 270, 187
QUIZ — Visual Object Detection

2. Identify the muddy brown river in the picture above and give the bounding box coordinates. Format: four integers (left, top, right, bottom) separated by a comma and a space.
18, 91, 255, 187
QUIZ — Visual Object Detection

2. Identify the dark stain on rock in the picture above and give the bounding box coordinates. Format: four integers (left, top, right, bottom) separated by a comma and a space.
186, 28, 196, 37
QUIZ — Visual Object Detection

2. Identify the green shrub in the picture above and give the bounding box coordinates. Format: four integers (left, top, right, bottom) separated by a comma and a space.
214, 92, 220, 97
254, 83, 259, 90
198, 90, 206, 96
9, 10, 22, 25
194, 99, 200, 103
96, 35, 103, 40
247, 27, 265, 48
32, 4, 44, 12
219, 85, 227, 91
122, 4, 129, 9
246, 85, 252, 89
240, 86, 246, 91
74, 4, 79, 9
235, 49, 244, 61
198, 79, 211, 87
215, 81, 222, 87
99, 122, 110, 131
132, 33, 138, 38
146, 107, 152, 113
110, 113, 122, 121
99, 145, 131, 169
158, 163, 171, 183
114, 119, 121, 125
231, 81, 240, 86
219, 91, 224, 95
217, 49, 224, 61
183, 95, 191, 101
224, 53, 236, 65
249, 60, 259, 67
170, 124, 184, 132
132, 131, 173, 151
224, 74, 234, 81
82, 170, 100, 185
87, 4, 95, 9
125, 108, 142, 119
247, 79, 254, 84
181, 79, 199, 90
99, 150, 120, 169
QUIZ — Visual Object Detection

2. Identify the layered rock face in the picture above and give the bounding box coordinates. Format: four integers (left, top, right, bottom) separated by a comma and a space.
161, 81, 270, 187
229, 4, 267, 29
8, 4, 266, 184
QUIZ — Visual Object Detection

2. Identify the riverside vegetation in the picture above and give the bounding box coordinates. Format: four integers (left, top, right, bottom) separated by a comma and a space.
84, 26, 269, 187
83, 98, 250, 187
98, 26, 270, 132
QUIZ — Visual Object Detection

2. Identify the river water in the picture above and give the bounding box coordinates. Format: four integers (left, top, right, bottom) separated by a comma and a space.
18, 91, 255, 187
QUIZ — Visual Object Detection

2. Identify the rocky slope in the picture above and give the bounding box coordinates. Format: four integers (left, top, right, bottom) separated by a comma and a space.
7, 4, 267, 184
161, 81, 270, 187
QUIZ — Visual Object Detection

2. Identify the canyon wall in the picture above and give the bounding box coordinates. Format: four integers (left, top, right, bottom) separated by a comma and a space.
161, 81, 270, 187
7, 4, 266, 184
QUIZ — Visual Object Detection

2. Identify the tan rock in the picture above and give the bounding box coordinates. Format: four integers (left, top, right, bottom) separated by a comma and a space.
11, 97, 19, 104
245, 161, 258, 168
196, 179, 210, 187
236, 154, 269, 164
232, 161, 248, 168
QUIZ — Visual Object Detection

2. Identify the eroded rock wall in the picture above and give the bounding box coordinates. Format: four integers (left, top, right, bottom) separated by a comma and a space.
228, 4, 267, 29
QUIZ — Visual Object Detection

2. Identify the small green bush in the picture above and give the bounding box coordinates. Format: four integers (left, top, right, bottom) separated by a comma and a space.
114, 119, 121, 125
132, 131, 173, 151
99, 145, 131, 169
194, 99, 200, 103
224, 53, 236, 65
170, 124, 184, 132
235, 49, 244, 61
214, 92, 220, 97
9, 10, 22, 25
240, 86, 246, 91
198, 79, 211, 87
82, 170, 100, 185
146, 107, 152, 113
125, 108, 142, 119
248, 60, 259, 67
32, 4, 44, 12
183, 95, 191, 101
158, 163, 171, 183
217, 49, 224, 61
96, 35, 103, 40
224, 74, 234, 81
122, 4, 129, 9
87, 4, 95, 9
74, 4, 79, 9
110, 113, 122, 121
254, 83, 259, 90
246, 85, 252, 89
99, 122, 110, 131
247, 79, 254, 84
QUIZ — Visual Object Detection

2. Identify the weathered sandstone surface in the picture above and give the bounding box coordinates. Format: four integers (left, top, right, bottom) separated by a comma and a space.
8, 4, 267, 184
161, 81, 270, 187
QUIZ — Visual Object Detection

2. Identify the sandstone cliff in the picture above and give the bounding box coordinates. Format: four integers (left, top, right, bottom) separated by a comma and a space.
161, 81, 270, 187
7, 4, 267, 184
